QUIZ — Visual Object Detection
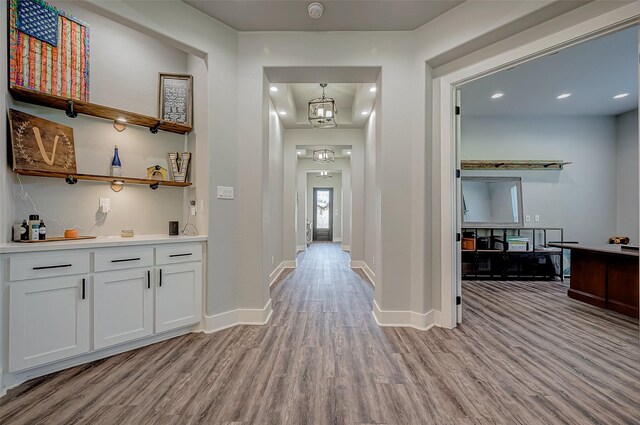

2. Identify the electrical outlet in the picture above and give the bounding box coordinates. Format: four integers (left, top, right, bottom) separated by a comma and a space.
190, 200, 197, 216
99, 198, 110, 213
525, 214, 531, 223
534, 214, 540, 222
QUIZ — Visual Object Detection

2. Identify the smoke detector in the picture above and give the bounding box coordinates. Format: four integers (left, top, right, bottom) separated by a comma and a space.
308, 2, 324, 19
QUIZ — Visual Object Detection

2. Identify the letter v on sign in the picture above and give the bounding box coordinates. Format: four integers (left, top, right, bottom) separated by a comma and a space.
32, 127, 59, 165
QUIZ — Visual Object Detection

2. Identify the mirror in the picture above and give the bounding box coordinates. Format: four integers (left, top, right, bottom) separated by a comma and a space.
462, 177, 523, 227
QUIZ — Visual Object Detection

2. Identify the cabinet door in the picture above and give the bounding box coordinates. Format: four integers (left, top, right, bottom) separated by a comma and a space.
94, 269, 154, 350
156, 262, 202, 333
9, 275, 90, 372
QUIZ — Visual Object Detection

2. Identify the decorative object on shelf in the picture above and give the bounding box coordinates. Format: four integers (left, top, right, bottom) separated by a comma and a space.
64, 229, 78, 238
121, 229, 134, 238
313, 148, 335, 164
9, 109, 77, 173
9, 86, 192, 135
146, 165, 168, 180
9, 0, 90, 101
158, 73, 193, 126
169, 152, 191, 182
110, 145, 122, 177
609, 235, 630, 245
308, 83, 337, 128
461, 160, 571, 170
169, 221, 179, 236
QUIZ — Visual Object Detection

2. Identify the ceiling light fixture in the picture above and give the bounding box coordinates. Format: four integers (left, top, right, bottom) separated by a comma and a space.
270, 86, 278, 92
308, 2, 323, 19
313, 148, 335, 164
297, 150, 303, 155
346, 150, 351, 155
491, 92, 504, 99
318, 171, 332, 178
279, 111, 287, 116
369, 87, 377, 93
308, 83, 337, 128
556, 93, 572, 99
613, 93, 629, 99
361, 111, 368, 115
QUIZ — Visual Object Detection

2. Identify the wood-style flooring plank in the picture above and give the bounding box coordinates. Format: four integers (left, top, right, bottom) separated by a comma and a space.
1, 243, 638, 425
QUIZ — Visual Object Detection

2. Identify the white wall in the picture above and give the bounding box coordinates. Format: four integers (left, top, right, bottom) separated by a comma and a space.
616, 109, 639, 243
461, 115, 618, 245
269, 100, 285, 272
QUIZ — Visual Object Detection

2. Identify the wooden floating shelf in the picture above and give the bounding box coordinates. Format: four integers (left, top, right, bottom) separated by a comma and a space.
9, 86, 192, 135
461, 160, 571, 170
15, 169, 191, 188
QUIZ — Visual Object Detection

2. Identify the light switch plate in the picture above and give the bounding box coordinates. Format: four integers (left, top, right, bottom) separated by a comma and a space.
99, 198, 110, 213
525, 215, 531, 223
534, 214, 540, 222
217, 186, 234, 200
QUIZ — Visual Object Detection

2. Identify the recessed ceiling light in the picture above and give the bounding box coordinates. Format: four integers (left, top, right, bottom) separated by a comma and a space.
556, 93, 572, 99
297, 151, 303, 155
491, 92, 504, 99
361, 111, 369, 115
369, 87, 377, 93
613, 93, 629, 99
270, 86, 278, 92
279, 111, 287, 116
346, 151, 351, 155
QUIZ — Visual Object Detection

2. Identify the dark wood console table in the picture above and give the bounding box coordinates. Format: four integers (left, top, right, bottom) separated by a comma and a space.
549, 243, 639, 318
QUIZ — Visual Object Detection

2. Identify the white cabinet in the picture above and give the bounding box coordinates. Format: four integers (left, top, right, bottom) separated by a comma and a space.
156, 262, 202, 333
8, 275, 90, 372
94, 268, 154, 350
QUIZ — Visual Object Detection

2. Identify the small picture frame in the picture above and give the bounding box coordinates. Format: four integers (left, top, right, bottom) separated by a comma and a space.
158, 73, 193, 127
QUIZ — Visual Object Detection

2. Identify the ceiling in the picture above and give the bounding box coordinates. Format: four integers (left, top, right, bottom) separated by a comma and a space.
460, 26, 639, 116
183, 0, 463, 32
270, 82, 376, 128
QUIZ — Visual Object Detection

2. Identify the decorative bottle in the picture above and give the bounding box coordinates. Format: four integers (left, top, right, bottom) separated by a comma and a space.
38, 220, 46, 240
111, 145, 122, 177
20, 219, 29, 241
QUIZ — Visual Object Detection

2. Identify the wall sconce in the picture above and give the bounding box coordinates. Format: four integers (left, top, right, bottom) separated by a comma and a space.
113, 117, 127, 132
111, 180, 124, 192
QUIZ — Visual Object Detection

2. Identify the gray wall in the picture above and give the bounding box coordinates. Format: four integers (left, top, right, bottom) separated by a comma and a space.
462, 115, 619, 246
615, 109, 639, 243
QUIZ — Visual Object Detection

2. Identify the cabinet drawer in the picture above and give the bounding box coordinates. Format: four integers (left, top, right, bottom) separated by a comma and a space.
155, 243, 202, 265
9, 251, 90, 282
95, 246, 154, 272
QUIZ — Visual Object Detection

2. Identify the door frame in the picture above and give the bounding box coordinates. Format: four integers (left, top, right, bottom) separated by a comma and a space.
433, 9, 638, 329
312, 187, 333, 241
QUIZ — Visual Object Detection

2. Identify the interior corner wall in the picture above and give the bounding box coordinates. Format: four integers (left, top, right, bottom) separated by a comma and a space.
269, 99, 285, 273
615, 109, 639, 243
461, 115, 618, 245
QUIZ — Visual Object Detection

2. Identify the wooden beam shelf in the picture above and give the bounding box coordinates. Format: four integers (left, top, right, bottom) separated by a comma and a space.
461, 160, 571, 170
9, 86, 192, 135
15, 169, 191, 189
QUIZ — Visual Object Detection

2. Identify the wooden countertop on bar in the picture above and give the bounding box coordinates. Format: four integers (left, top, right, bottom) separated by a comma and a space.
548, 243, 639, 258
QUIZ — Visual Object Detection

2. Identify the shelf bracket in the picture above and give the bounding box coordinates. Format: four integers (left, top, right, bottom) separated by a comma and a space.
150, 121, 162, 134
65, 100, 78, 118
149, 182, 160, 190
65, 175, 78, 185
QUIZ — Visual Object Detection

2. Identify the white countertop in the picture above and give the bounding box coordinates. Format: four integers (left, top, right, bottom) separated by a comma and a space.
0, 234, 208, 254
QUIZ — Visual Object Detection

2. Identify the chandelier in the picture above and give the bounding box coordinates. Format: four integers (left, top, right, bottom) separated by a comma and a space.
308, 83, 337, 128
313, 149, 335, 164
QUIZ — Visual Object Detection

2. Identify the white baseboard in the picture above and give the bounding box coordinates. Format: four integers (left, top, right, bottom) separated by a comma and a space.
203, 299, 273, 334
350, 260, 376, 287
296, 245, 307, 252
372, 300, 435, 331
341, 244, 350, 252
269, 261, 297, 287
1, 326, 195, 395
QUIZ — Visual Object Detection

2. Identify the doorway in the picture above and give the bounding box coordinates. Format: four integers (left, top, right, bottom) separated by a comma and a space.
313, 187, 333, 241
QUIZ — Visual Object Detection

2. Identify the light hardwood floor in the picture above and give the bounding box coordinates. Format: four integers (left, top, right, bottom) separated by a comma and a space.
1, 242, 638, 424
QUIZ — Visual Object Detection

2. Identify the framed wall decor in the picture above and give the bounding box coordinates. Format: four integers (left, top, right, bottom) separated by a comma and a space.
158, 73, 193, 127
8, 109, 77, 173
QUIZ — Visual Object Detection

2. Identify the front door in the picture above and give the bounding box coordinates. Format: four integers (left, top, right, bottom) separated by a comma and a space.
313, 188, 333, 241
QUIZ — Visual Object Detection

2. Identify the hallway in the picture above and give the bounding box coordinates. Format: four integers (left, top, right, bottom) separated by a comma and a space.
1, 243, 638, 424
